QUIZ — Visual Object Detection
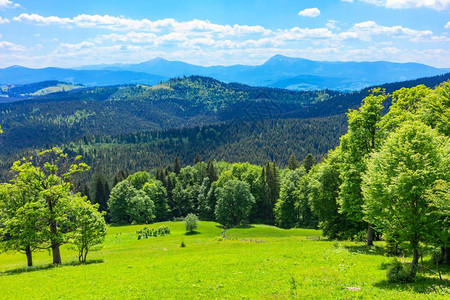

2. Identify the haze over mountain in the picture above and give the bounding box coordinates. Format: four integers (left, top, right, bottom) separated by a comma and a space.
1, 55, 447, 91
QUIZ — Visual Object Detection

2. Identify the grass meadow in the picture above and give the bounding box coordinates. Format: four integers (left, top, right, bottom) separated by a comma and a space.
0, 221, 448, 299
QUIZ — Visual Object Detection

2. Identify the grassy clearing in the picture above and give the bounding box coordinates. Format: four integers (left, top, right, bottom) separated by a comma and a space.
0, 221, 448, 299
31, 83, 82, 96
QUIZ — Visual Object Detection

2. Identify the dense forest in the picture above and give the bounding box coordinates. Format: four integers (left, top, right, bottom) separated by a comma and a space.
1, 73, 449, 155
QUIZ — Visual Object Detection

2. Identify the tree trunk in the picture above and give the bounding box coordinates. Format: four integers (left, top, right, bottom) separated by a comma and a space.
411, 248, 419, 278
50, 217, 62, 264
25, 246, 33, 267
441, 247, 449, 265
52, 242, 62, 264
367, 224, 374, 246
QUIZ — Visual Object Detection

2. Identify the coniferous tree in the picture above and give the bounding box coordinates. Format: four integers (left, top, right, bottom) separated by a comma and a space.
288, 153, 300, 170
206, 161, 218, 182
194, 154, 202, 164
174, 156, 182, 175
302, 153, 316, 173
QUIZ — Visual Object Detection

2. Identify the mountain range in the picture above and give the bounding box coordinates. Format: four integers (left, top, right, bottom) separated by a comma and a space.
1, 55, 448, 91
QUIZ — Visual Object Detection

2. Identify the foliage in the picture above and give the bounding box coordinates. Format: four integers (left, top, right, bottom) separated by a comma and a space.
215, 180, 255, 228
274, 168, 305, 229
0, 183, 47, 266
363, 121, 448, 277
136, 225, 171, 239
184, 213, 200, 233
108, 180, 155, 225
69, 199, 107, 263
386, 260, 413, 283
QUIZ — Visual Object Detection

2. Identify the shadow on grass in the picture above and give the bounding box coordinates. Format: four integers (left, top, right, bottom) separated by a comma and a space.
214, 224, 254, 230
344, 245, 386, 256
1, 259, 104, 276
185, 231, 201, 236
374, 276, 449, 294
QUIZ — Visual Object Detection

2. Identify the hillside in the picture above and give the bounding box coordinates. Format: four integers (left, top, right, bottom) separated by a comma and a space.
1, 73, 449, 158
0, 221, 447, 299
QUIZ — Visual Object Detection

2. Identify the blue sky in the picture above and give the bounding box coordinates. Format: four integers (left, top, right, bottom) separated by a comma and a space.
0, 0, 449, 68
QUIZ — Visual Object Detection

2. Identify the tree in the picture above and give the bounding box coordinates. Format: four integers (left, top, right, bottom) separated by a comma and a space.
363, 121, 448, 277
308, 148, 362, 239
194, 154, 202, 164
338, 89, 386, 246
288, 153, 300, 170
174, 156, 182, 175
142, 181, 169, 222
302, 153, 315, 173
128, 171, 152, 190
274, 168, 305, 228
184, 213, 200, 233
69, 198, 107, 263
215, 180, 255, 228
92, 172, 109, 213
0, 183, 46, 267
1, 148, 90, 265
108, 180, 155, 224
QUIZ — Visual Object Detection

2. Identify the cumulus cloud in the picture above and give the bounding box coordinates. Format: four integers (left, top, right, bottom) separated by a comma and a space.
359, 0, 450, 10
0, 40, 25, 51
445, 21, 450, 29
0, 0, 19, 9
298, 8, 321, 17
339, 21, 433, 41
0, 16, 10, 23
13, 13, 273, 36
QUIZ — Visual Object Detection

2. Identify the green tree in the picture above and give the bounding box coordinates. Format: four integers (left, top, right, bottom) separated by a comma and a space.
308, 148, 362, 239
215, 180, 255, 228
128, 171, 152, 190
92, 172, 109, 213
0, 183, 46, 267
2, 148, 90, 264
362, 121, 448, 277
274, 167, 305, 228
174, 156, 182, 175
288, 153, 300, 170
69, 198, 107, 263
338, 89, 386, 246
302, 153, 315, 173
108, 180, 155, 224
184, 213, 200, 233
142, 181, 169, 222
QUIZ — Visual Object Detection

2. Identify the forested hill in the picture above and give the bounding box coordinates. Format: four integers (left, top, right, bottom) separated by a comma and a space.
0, 73, 449, 156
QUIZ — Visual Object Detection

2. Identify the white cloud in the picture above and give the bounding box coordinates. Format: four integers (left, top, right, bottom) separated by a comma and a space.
0, 16, 10, 23
339, 21, 433, 41
13, 13, 273, 36
341, 0, 354, 2
326, 20, 339, 29
0, 40, 25, 51
0, 0, 19, 9
445, 21, 450, 29
298, 8, 321, 17
359, 0, 450, 10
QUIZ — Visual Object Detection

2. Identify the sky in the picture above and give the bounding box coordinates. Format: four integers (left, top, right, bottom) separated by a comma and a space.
0, 0, 449, 68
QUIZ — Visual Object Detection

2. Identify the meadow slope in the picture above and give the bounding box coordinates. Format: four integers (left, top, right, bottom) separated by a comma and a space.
0, 222, 448, 299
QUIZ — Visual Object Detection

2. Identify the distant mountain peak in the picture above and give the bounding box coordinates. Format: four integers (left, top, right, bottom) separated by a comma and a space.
264, 54, 311, 65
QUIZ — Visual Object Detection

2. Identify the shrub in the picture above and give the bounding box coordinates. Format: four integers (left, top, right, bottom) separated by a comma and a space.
137, 226, 171, 239
184, 213, 200, 233
386, 260, 413, 283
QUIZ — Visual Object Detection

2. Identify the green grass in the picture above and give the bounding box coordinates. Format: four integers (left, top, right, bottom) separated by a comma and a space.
0, 222, 448, 299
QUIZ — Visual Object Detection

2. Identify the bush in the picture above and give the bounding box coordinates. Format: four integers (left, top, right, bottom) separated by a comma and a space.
184, 213, 199, 233
386, 260, 413, 283
136, 226, 171, 239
